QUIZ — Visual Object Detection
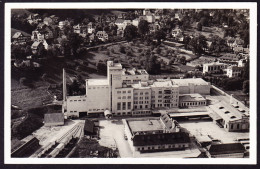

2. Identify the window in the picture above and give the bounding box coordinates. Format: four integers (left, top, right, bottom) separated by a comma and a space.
117, 91, 121, 94
139, 101, 143, 104
140, 105, 143, 109
158, 95, 162, 98
145, 92, 149, 95
139, 97, 143, 100
134, 97, 138, 100
140, 92, 143, 95
128, 90, 131, 93
118, 96, 121, 99
117, 102, 121, 110
128, 102, 131, 109
127, 96, 131, 99
159, 91, 162, 94
83, 99, 86, 101
145, 97, 149, 100
122, 102, 126, 110
123, 91, 126, 94
145, 105, 148, 108
134, 93, 138, 96
122, 96, 126, 99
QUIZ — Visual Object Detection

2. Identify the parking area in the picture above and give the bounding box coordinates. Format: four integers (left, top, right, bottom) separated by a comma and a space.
98, 119, 133, 157
179, 120, 249, 143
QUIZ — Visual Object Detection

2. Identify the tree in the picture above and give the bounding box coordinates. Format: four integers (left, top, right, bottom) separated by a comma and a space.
154, 29, 166, 45
145, 54, 161, 75
67, 33, 83, 57
189, 35, 207, 56
197, 22, 202, 31
124, 25, 138, 42
242, 80, 249, 94
242, 59, 249, 80
138, 20, 149, 39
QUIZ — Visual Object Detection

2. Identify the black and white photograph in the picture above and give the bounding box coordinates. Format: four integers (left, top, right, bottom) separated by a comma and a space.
4, 2, 257, 164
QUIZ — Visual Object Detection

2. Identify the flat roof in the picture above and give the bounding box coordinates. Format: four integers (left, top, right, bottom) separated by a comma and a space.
150, 80, 178, 88
203, 62, 225, 66
171, 78, 209, 86
87, 79, 108, 86
127, 119, 163, 133
179, 94, 206, 102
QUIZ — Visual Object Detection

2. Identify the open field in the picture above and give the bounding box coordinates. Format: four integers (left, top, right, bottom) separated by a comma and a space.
185, 25, 225, 39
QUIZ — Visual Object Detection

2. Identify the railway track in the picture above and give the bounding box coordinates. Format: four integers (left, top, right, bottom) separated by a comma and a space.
30, 122, 84, 158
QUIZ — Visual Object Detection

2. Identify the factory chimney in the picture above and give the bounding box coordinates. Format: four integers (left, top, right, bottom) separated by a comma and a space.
63, 68, 67, 101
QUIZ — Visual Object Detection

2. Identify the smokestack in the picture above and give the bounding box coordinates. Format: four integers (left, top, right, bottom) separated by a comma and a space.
63, 68, 67, 101
230, 94, 233, 105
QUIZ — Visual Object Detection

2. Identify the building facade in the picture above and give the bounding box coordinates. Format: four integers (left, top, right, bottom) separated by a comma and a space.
62, 61, 211, 118
123, 115, 190, 153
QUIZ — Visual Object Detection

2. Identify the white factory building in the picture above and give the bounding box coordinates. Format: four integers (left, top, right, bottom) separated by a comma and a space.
62, 61, 211, 118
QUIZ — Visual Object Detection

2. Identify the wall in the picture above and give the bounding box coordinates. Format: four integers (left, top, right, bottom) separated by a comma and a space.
86, 85, 110, 113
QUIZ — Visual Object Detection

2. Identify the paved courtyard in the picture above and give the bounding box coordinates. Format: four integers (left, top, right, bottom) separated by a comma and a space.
98, 119, 133, 157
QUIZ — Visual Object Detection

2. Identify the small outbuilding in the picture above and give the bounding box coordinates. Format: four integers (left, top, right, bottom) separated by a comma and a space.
44, 113, 64, 126
84, 119, 95, 136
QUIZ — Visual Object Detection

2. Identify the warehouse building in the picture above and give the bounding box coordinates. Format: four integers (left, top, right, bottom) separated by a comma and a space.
209, 102, 249, 132
123, 114, 190, 152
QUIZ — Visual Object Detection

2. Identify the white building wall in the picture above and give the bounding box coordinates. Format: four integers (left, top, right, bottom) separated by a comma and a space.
86, 85, 110, 113
65, 95, 88, 117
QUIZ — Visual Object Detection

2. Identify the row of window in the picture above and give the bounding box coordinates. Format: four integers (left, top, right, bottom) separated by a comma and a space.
134, 92, 150, 96
133, 101, 149, 104
117, 102, 131, 110
134, 105, 149, 109
88, 108, 107, 111
133, 111, 151, 114
181, 101, 206, 106
115, 112, 131, 115
133, 96, 150, 100
137, 144, 186, 151
88, 86, 108, 90
70, 99, 86, 102
118, 96, 131, 99
117, 90, 132, 94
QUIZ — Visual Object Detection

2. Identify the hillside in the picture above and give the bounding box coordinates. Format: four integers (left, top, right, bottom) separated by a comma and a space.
11, 9, 33, 17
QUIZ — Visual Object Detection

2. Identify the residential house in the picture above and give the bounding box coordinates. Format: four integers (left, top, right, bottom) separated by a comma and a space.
206, 143, 245, 158
58, 20, 70, 30
96, 31, 109, 42
238, 59, 247, 67
203, 62, 228, 74
31, 41, 48, 54
27, 14, 42, 25
12, 32, 31, 45
132, 19, 140, 27
219, 53, 240, 65
143, 9, 151, 16
146, 15, 155, 23
171, 27, 182, 38
123, 20, 132, 30
31, 25, 54, 42
87, 22, 95, 34
226, 65, 242, 78
73, 24, 87, 34
115, 19, 125, 30
31, 41, 43, 54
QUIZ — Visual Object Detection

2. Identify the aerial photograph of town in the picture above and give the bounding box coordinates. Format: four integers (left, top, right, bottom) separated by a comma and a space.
8, 5, 253, 161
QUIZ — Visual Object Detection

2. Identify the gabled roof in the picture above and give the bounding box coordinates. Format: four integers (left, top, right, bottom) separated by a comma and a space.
208, 143, 245, 155
115, 19, 124, 24
12, 32, 30, 39
44, 113, 64, 125
84, 119, 95, 133
31, 41, 41, 47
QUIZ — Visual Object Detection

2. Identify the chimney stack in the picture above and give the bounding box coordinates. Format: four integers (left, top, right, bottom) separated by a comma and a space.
63, 68, 67, 101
